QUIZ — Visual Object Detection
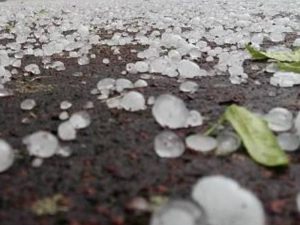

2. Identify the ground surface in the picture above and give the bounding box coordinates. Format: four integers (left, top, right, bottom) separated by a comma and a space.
0, 0, 300, 225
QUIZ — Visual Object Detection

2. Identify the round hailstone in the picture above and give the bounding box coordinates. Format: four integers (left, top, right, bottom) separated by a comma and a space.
78, 56, 90, 65
191, 176, 266, 225
277, 133, 300, 152
69, 111, 91, 129
60, 101, 72, 110
59, 111, 69, 120
152, 94, 190, 129
120, 91, 146, 111
51, 61, 65, 71
185, 110, 203, 127
115, 78, 134, 93
185, 134, 217, 152
126, 63, 138, 74
0, 140, 14, 173
264, 107, 293, 132
58, 121, 77, 141
97, 78, 116, 91
103, 58, 110, 64
168, 49, 181, 63
179, 81, 199, 93
216, 132, 241, 156
154, 130, 185, 158
135, 61, 149, 73
150, 200, 207, 225
24, 64, 40, 75
134, 79, 148, 88
23, 131, 59, 158
177, 60, 206, 78
20, 99, 36, 111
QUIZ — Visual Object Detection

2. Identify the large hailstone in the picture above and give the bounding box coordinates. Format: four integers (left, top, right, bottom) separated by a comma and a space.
150, 200, 208, 225
0, 139, 14, 173
152, 94, 190, 129
69, 111, 91, 129
185, 134, 217, 152
154, 130, 185, 158
120, 91, 146, 111
177, 60, 207, 78
191, 176, 265, 225
23, 131, 59, 158
264, 107, 293, 132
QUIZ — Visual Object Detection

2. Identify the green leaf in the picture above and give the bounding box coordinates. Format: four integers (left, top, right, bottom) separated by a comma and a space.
224, 104, 289, 167
278, 62, 300, 73
246, 44, 300, 62
245, 44, 269, 60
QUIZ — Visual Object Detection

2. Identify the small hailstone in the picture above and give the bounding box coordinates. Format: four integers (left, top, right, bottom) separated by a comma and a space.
179, 81, 199, 93
265, 63, 278, 73
59, 111, 69, 120
189, 48, 202, 60
51, 61, 65, 71
0, 140, 14, 173
147, 95, 156, 105
73, 71, 83, 77
216, 132, 241, 156
20, 99, 36, 111
24, 64, 40, 75
103, 58, 110, 64
185, 110, 203, 127
264, 107, 293, 132
140, 74, 152, 80
83, 101, 94, 109
126, 63, 138, 74
134, 79, 148, 88
60, 101, 72, 110
192, 176, 265, 225
90, 88, 100, 95
154, 130, 185, 158
97, 78, 115, 91
69, 111, 91, 129
152, 94, 190, 129
120, 91, 146, 111
23, 131, 59, 158
115, 78, 134, 93
78, 56, 90, 65
178, 60, 206, 78
31, 158, 43, 168
168, 49, 181, 62
150, 200, 207, 225
185, 134, 217, 152
277, 133, 300, 152
58, 121, 77, 141
135, 61, 149, 73
106, 96, 122, 109
56, 146, 72, 157
206, 56, 214, 62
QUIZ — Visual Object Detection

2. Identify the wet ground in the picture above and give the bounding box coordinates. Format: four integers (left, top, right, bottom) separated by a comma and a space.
0, 40, 300, 225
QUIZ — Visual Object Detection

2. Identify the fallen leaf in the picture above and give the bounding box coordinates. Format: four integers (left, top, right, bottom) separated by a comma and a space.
246, 44, 300, 62
278, 62, 300, 73
224, 104, 289, 167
